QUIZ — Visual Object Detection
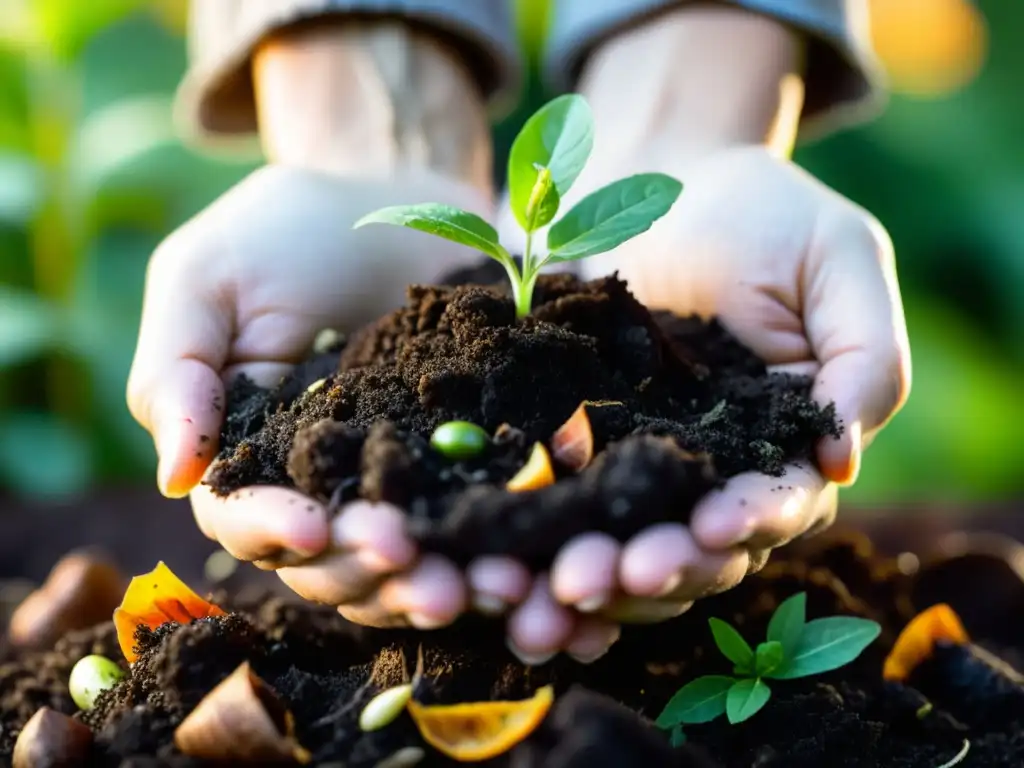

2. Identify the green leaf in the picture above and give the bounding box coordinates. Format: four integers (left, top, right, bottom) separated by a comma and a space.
708, 618, 755, 670
546, 173, 682, 261
524, 165, 560, 232
655, 675, 733, 727
769, 617, 882, 680
755, 641, 785, 677
0, 287, 61, 367
34, 0, 152, 60
669, 726, 687, 747
0, 153, 44, 225
507, 94, 593, 229
726, 679, 771, 724
0, 413, 94, 500
353, 204, 511, 265
767, 592, 807, 660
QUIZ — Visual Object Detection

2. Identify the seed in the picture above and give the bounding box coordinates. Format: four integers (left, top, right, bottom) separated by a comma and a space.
69, 655, 126, 710
359, 684, 413, 732
313, 328, 343, 353
305, 378, 327, 395
429, 421, 489, 460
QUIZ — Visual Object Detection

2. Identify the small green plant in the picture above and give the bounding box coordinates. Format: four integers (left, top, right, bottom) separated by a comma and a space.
657, 593, 881, 734
354, 94, 683, 318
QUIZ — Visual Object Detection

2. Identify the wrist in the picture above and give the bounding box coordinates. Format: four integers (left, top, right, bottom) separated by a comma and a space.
577, 5, 806, 166
253, 19, 493, 198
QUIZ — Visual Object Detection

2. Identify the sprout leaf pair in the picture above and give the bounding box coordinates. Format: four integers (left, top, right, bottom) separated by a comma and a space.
354, 94, 683, 318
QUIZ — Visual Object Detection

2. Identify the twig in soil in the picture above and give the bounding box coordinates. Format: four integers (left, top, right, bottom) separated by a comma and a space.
934, 739, 970, 768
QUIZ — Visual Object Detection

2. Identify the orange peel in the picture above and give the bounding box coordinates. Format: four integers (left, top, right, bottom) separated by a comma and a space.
113, 561, 226, 663
407, 685, 554, 762
883, 603, 970, 682
506, 443, 555, 492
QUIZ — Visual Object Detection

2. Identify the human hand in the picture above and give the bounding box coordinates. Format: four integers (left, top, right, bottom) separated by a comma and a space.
127, 164, 497, 626
495, 142, 910, 644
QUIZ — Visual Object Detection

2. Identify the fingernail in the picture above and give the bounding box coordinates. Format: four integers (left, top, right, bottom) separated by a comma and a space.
506, 640, 556, 667
569, 647, 611, 665
159, 464, 192, 499
574, 593, 610, 613
472, 594, 508, 616
655, 573, 682, 598
156, 421, 201, 498
356, 549, 400, 574
407, 612, 450, 630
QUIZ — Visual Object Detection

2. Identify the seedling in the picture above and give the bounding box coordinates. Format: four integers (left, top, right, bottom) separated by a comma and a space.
354, 94, 683, 318
656, 593, 881, 732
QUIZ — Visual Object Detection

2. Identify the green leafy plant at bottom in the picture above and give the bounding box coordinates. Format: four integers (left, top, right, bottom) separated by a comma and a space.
353, 93, 683, 318
656, 592, 881, 734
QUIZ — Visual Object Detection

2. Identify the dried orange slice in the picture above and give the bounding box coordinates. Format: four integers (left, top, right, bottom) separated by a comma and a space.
506, 443, 555, 492
407, 685, 554, 762
114, 561, 226, 662
883, 604, 969, 682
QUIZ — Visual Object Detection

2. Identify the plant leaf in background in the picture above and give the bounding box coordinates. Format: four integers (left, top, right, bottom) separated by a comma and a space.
0, 153, 43, 225
725, 679, 771, 724
507, 93, 593, 229
768, 617, 882, 680
0, 286, 60, 366
0, 412, 93, 499
656, 675, 734, 728
32, 0, 152, 60
546, 174, 682, 261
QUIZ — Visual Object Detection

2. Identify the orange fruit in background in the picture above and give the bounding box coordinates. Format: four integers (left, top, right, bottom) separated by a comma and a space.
408, 685, 554, 761
868, 0, 988, 95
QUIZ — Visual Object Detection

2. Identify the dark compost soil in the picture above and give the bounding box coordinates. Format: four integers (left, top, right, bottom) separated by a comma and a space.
4, 268, 1021, 766
203, 267, 839, 567
3, 531, 1024, 766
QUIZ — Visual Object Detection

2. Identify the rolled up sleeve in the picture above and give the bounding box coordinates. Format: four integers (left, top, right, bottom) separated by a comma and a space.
177, 0, 521, 142
544, 0, 884, 137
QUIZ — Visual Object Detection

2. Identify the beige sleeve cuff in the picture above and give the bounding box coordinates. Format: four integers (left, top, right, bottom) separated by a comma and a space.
176, 0, 521, 145
543, 0, 886, 139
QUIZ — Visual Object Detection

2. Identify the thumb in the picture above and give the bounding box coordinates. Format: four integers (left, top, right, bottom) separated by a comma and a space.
804, 214, 911, 485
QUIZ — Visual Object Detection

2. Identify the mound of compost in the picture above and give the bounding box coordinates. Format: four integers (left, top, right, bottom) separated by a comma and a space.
204, 267, 839, 567
3, 532, 1024, 766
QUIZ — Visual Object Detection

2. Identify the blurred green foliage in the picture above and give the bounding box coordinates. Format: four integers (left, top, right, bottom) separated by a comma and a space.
0, 0, 1019, 504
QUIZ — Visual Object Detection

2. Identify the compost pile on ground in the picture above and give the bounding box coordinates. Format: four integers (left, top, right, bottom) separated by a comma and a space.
3, 532, 1024, 766
204, 268, 838, 566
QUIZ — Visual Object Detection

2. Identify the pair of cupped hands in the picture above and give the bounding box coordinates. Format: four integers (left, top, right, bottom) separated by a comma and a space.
127, 143, 910, 665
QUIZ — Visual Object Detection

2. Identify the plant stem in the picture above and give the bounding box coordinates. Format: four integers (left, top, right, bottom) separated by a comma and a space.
522, 231, 535, 276
515, 232, 536, 318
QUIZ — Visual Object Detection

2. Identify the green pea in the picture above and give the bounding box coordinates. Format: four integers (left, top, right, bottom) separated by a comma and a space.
69, 654, 125, 710
430, 421, 489, 460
